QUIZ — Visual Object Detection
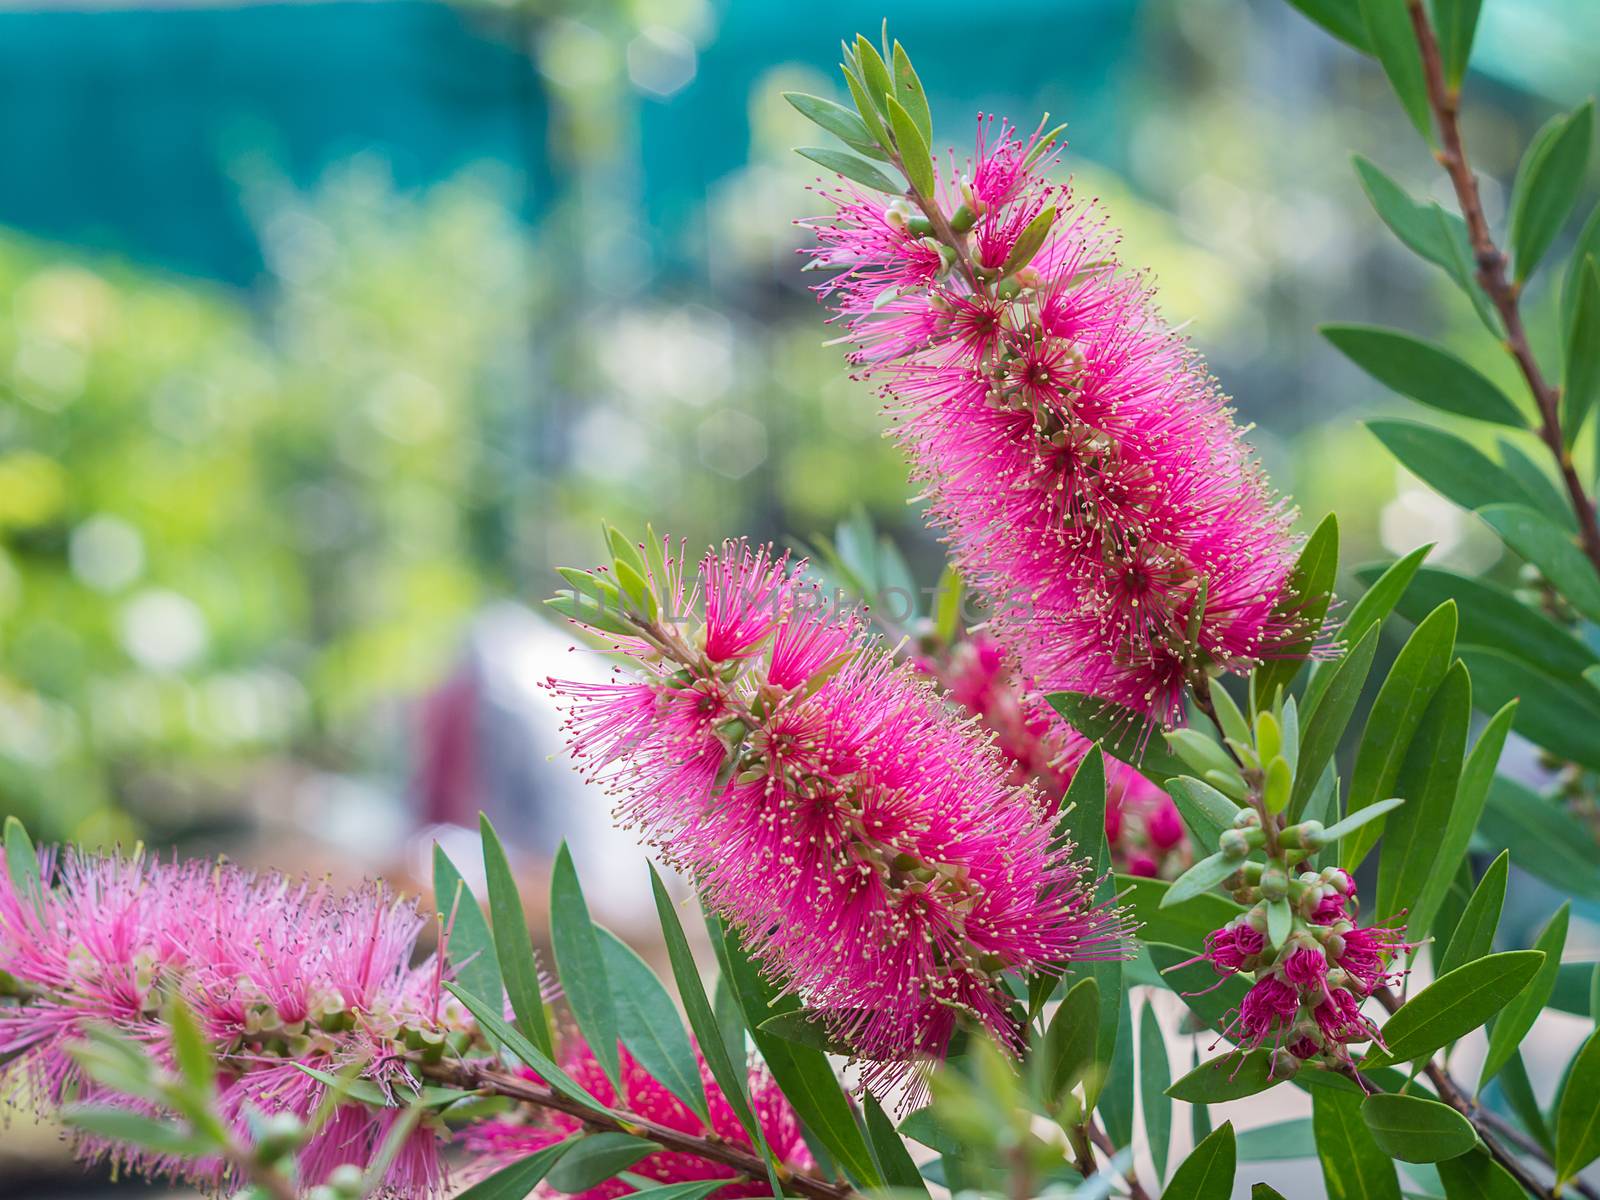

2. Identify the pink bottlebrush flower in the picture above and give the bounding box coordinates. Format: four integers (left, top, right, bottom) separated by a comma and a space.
548, 537, 1128, 1087
0, 845, 455, 1197
1233, 975, 1301, 1049
466, 1042, 811, 1199
805, 118, 1308, 726
1331, 921, 1410, 993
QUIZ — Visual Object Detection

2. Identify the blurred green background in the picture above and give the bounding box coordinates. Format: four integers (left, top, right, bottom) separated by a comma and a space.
4, 0, 1600, 1194
0, 0, 1596, 875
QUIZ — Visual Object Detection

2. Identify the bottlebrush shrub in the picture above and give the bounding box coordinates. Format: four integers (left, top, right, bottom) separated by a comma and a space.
15, 11, 1600, 1200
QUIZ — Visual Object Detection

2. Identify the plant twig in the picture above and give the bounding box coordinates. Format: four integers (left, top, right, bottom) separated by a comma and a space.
1086, 1119, 1151, 1200
1374, 987, 1597, 1200
1404, 0, 1600, 574
431, 1060, 858, 1200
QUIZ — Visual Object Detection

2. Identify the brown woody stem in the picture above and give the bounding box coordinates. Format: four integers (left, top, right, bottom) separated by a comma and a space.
1404, 0, 1600, 574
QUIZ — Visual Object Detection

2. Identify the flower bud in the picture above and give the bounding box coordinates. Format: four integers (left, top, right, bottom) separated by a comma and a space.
1218, 828, 1251, 859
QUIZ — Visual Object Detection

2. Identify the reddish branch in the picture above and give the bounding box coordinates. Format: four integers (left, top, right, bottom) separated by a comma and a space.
1404, 0, 1600, 574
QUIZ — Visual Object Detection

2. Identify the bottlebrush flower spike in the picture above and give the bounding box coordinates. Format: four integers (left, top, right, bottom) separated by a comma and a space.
465, 1041, 811, 1199
799, 99, 1309, 726
546, 532, 1128, 1089
0, 844, 456, 1197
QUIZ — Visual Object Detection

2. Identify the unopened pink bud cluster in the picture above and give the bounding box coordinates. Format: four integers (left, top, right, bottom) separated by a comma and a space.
0, 847, 454, 1196
1202, 867, 1408, 1067
806, 119, 1306, 725
548, 538, 1127, 1087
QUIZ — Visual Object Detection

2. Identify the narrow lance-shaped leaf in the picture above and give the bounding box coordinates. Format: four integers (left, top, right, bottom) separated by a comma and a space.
1366, 420, 1543, 514
1433, 0, 1483, 87
1555, 1027, 1600, 1183
1098, 986, 1135, 1144
885, 95, 934, 198
1363, 950, 1545, 1068
1509, 102, 1594, 283
1436, 1147, 1530, 1200
433, 844, 503, 1030
445, 982, 611, 1114
1164, 776, 1240, 855
782, 93, 880, 157
1167, 1051, 1278, 1103
1291, 624, 1379, 817
1478, 504, 1600, 622
1563, 257, 1600, 445
549, 843, 623, 1091
1359, 0, 1434, 142
1284, 0, 1373, 51
1565, 205, 1600, 336
1352, 157, 1497, 331
1480, 776, 1600, 902
1322, 324, 1523, 426
547, 1133, 656, 1194
1045, 692, 1186, 784
480, 815, 555, 1059
1407, 700, 1516, 944
1139, 1002, 1172, 1183
595, 927, 709, 1123
889, 42, 931, 147
1312, 1088, 1402, 1200
645, 867, 769, 1158
1459, 646, 1600, 771
1479, 903, 1569, 1090
1039, 978, 1098, 1104
1253, 512, 1338, 708
3, 816, 44, 918
1375, 660, 1470, 934
1436, 849, 1509, 975
451, 1135, 578, 1200
796, 147, 900, 193
1343, 599, 1457, 866
1163, 1121, 1236, 1200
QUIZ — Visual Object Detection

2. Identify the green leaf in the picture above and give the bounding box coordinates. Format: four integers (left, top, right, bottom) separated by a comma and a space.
1563, 257, 1600, 444
1376, 660, 1470, 935
1344, 600, 1457, 866
1360, 0, 1434, 141
757, 1010, 856, 1055
1162, 851, 1244, 909
546, 1132, 655, 1193
709, 915, 881, 1189
1364, 950, 1546, 1068
1166, 1050, 1280, 1102
1435, 1146, 1527, 1200
445, 982, 610, 1114
1495, 1050, 1554, 1156
1139, 1002, 1172, 1183
645, 868, 768, 1156
434, 844, 503, 1030
1365, 564, 1597, 682
1303, 544, 1430, 716
63, 1106, 215, 1158
1285, 0, 1374, 51
1479, 777, 1600, 901
3, 817, 44, 918
1367, 420, 1542, 514
1360, 1093, 1478, 1162
1479, 903, 1569, 1090
1147, 942, 1249, 1035
549, 843, 622, 1091
1478, 504, 1600, 621
1313, 1088, 1403, 1200
1255, 512, 1340, 707
1054, 744, 1107, 866
1458, 646, 1600, 770
1001, 205, 1057, 276
796, 147, 900, 193
1163, 1121, 1235, 1200
1098, 986, 1135, 1144
1323, 325, 1523, 426
885, 96, 934, 198
480, 816, 555, 1060
1292, 624, 1380, 817
1118, 876, 1242, 952
616, 1182, 730, 1200
595, 927, 709, 1123
1408, 701, 1516, 944
451, 1136, 579, 1200
1555, 1027, 1600, 1183
1164, 776, 1240, 856
1564, 205, 1600, 335
1040, 977, 1099, 1104
889, 42, 931, 147
1236, 1117, 1315, 1161
1045, 692, 1185, 784
1433, 0, 1483, 87
1497, 438, 1576, 528
863, 1092, 926, 1194
1316, 796, 1405, 847
1352, 158, 1498, 332
1508, 102, 1594, 282
783, 93, 875, 151
1436, 850, 1509, 976
1252, 1186, 1288, 1200
852, 35, 894, 115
